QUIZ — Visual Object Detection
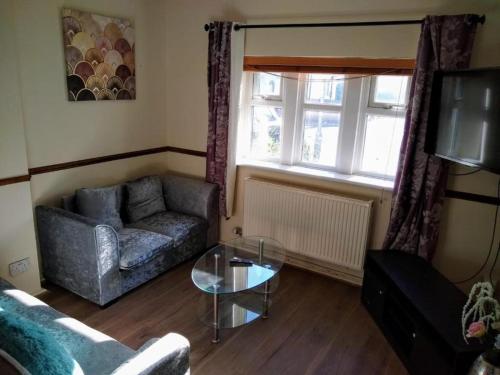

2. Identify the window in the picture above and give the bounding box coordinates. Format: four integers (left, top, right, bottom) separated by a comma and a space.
301, 74, 344, 167
238, 71, 410, 180
247, 73, 283, 160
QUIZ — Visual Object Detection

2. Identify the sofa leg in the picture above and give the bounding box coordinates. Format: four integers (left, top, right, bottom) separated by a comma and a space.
99, 298, 119, 309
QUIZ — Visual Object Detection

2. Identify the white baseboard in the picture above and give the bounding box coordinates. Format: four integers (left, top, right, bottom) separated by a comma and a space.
283, 251, 364, 286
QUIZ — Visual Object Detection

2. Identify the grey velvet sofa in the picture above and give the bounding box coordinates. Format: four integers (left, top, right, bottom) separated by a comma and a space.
36, 174, 218, 306
0, 278, 190, 374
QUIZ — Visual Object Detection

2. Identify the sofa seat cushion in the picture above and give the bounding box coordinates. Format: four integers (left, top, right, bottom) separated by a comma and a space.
129, 211, 207, 246
118, 228, 173, 270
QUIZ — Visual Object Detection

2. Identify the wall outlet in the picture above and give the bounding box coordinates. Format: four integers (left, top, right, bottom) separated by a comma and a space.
9, 258, 30, 277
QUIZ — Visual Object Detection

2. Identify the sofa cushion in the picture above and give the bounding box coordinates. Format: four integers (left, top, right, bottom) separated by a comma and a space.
126, 176, 166, 222
76, 186, 123, 230
118, 228, 173, 270
129, 211, 207, 246
0, 309, 83, 375
61, 194, 77, 212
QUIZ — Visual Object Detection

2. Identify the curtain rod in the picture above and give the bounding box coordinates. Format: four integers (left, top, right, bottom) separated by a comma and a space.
204, 15, 486, 31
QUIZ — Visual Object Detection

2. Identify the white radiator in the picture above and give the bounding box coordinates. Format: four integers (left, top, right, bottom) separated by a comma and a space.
243, 178, 373, 280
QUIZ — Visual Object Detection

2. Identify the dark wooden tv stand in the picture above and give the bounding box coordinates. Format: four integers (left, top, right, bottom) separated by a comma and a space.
362, 250, 486, 375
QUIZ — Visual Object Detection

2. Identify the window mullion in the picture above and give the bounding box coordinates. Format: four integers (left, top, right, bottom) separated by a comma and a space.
336, 76, 362, 174
281, 73, 299, 165
291, 74, 306, 164
352, 77, 371, 174
237, 73, 253, 161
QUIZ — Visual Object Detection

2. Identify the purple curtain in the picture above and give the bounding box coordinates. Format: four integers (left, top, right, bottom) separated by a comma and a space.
383, 15, 480, 261
206, 21, 233, 217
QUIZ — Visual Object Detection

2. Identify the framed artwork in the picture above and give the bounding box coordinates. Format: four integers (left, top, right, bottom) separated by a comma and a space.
62, 8, 136, 101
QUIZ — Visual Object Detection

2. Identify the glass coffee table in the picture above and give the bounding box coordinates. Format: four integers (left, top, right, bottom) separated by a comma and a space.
191, 236, 285, 343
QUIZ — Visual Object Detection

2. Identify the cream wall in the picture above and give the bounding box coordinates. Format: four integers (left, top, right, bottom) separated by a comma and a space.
163, 0, 500, 289
0, 1, 41, 294
0, 183, 42, 294
14, 0, 168, 167
0, 0, 169, 294
244, 16, 420, 58
0, 1, 29, 180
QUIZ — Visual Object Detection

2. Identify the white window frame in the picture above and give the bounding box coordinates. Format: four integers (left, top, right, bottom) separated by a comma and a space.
238, 71, 411, 182
293, 74, 346, 171
243, 73, 285, 163
367, 75, 409, 110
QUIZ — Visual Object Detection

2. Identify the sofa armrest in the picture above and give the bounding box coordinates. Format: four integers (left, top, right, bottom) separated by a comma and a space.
35, 206, 122, 305
111, 333, 190, 375
162, 175, 219, 247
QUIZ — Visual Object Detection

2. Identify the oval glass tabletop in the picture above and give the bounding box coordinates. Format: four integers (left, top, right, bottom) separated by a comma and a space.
191, 236, 285, 294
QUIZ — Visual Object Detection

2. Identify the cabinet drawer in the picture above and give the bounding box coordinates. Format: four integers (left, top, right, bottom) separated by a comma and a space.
362, 268, 387, 322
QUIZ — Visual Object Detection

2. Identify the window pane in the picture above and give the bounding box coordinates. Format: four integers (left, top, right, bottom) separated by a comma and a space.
301, 110, 340, 166
305, 74, 344, 105
250, 106, 282, 159
253, 73, 281, 98
372, 75, 408, 106
360, 115, 404, 176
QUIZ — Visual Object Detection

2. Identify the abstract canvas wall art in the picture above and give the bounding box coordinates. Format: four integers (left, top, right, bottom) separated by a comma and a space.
62, 9, 136, 101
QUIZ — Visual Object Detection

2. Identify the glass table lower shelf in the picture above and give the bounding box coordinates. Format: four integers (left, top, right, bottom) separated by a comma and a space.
197, 290, 272, 330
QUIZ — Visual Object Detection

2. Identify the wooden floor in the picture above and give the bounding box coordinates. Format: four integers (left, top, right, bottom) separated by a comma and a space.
39, 261, 408, 375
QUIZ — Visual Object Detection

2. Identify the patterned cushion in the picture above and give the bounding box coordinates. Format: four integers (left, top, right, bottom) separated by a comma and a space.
76, 186, 123, 230
118, 228, 173, 270
126, 176, 166, 222
128, 211, 207, 246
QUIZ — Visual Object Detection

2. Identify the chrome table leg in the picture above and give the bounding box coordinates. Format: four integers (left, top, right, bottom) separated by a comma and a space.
212, 253, 220, 343
262, 280, 270, 319
212, 292, 220, 343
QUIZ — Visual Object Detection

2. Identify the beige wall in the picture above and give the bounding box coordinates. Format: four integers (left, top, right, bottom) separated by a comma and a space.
244, 16, 420, 58
163, 0, 500, 289
0, 1, 29, 180
0, 0, 169, 294
15, 0, 168, 167
0, 1, 41, 294
0, 183, 41, 294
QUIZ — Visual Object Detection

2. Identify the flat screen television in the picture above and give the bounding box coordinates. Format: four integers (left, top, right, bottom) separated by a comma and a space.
426, 67, 500, 174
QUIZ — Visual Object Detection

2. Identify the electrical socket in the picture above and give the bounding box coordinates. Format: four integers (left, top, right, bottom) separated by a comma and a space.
9, 258, 30, 277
